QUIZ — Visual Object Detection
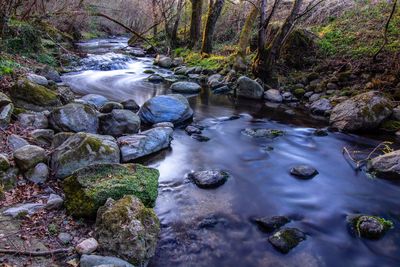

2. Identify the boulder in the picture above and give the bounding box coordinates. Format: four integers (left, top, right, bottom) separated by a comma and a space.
330, 91, 393, 132
80, 255, 134, 267
76, 238, 99, 254
208, 74, 223, 89
188, 170, 230, 189
347, 215, 393, 240
26, 73, 48, 86
170, 81, 201, 94
25, 163, 49, 184
51, 133, 120, 179
49, 103, 99, 133
13, 145, 47, 171
3, 203, 44, 218
10, 79, 61, 111
121, 99, 140, 113
0, 154, 10, 172
154, 55, 172, 68
290, 165, 319, 179
63, 163, 159, 218
95, 195, 160, 266
18, 112, 48, 129
46, 193, 64, 210
268, 228, 306, 254
252, 216, 290, 233
99, 101, 124, 113
236, 76, 264, 99
148, 74, 164, 83
30, 129, 54, 146
310, 98, 332, 116
57, 86, 75, 104
0, 103, 13, 129
7, 134, 29, 151
51, 132, 74, 149
367, 150, 400, 179
139, 94, 193, 125
38, 66, 62, 82
99, 110, 140, 137
118, 127, 173, 162
264, 89, 283, 103
80, 94, 109, 109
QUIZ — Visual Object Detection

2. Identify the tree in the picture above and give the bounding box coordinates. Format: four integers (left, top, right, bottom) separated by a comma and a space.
201, 0, 225, 54
152, 0, 159, 37
188, 0, 203, 48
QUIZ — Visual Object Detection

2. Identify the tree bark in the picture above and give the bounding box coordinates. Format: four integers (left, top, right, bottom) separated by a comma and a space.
152, 0, 158, 37
188, 0, 203, 48
201, 0, 225, 54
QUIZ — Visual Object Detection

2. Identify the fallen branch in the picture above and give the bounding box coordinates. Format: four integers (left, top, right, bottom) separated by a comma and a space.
0, 248, 72, 256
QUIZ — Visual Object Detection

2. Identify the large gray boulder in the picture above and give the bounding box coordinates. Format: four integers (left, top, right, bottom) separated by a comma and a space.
368, 150, 400, 179
7, 134, 29, 151
18, 112, 48, 129
236, 76, 264, 99
118, 127, 173, 162
170, 82, 201, 94
139, 94, 193, 125
154, 55, 172, 68
310, 98, 332, 116
49, 103, 99, 133
99, 109, 140, 137
13, 145, 47, 172
51, 133, 120, 179
26, 73, 48, 86
330, 91, 393, 132
264, 89, 283, 103
95, 195, 160, 266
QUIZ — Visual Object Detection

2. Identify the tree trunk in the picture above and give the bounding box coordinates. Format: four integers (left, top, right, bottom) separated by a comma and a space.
152, 0, 158, 37
201, 0, 225, 54
188, 0, 203, 48
170, 0, 184, 48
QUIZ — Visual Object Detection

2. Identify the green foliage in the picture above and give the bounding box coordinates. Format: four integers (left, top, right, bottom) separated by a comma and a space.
2, 19, 42, 54
0, 59, 20, 75
47, 223, 59, 236
36, 53, 57, 67
173, 48, 227, 70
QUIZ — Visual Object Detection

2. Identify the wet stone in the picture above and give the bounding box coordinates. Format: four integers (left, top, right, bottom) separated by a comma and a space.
313, 129, 328, 136
185, 125, 202, 135
348, 215, 393, 240
268, 228, 306, 254
188, 170, 230, 189
252, 216, 290, 233
241, 128, 285, 138
290, 165, 319, 179
191, 134, 210, 142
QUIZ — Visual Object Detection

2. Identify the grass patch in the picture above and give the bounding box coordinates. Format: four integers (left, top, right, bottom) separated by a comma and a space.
173, 48, 227, 70
0, 59, 20, 75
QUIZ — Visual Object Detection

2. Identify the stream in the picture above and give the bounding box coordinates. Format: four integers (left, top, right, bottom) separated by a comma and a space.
62, 38, 400, 267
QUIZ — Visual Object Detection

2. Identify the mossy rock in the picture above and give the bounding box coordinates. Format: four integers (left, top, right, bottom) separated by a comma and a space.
143, 70, 155, 74
380, 120, 400, 133
10, 79, 61, 111
63, 163, 159, 218
281, 29, 317, 69
293, 88, 306, 98
347, 215, 393, 240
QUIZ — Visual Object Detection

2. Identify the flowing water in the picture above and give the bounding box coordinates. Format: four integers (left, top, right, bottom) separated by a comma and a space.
63, 38, 400, 267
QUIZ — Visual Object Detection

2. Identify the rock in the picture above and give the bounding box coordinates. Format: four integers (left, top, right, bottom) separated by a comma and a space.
57, 86, 75, 104
58, 232, 72, 245
304, 91, 313, 98
3, 203, 44, 218
268, 228, 306, 254
99, 102, 124, 113
170, 81, 201, 94
51, 132, 74, 149
80, 94, 109, 109
121, 99, 140, 112
0, 167, 18, 190
153, 122, 174, 128
7, 134, 29, 151
236, 76, 264, 99
13, 145, 47, 171
290, 165, 318, 179
310, 98, 332, 116
18, 112, 48, 129
26, 73, 48, 86
0, 103, 13, 129
252, 216, 290, 233
99, 110, 140, 137
326, 82, 338, 90
148, 74, 164, 83
330, 91, 393, 132
51, 133, 120, 179
49, 103, 99, 133
63, 163, 159, 218
367, 150, 400, 179
46, 194, 64, 210
0, 154, 10, 172
30, 129, 54, 146
264, 89, 282, 103
10, 79, 61, 111
185, 125, 202, 135
80, 255, 134, 267
313, 129, 328, 136
130, 48, 146, 57
213, 85, 232, 95
25, 163, 49, 184
172, 57, 184, 67
347, 215, 393, 240
208, 74, 223, 89
95, 195, 160, 266
139, 94, 193, 125
282, 92, 293, 102
241, 128, 284, 138
76, 238, 99, 254
38, 66, 62, 82
188, 170, 230, 189
392, 106, 400, 121
0, 92, 11, 107
191, 134, 210, 142
118, 127, 173, 162
309, 93, 321, 102
154, 55, 172, 68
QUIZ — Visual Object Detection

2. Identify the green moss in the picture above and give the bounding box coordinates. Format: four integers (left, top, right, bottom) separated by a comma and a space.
47, 223, 59, 235
353, 215, 393, 239
173, 48, 227, 71
10, 79, 60, 107
63, 164, 159, 218
0, 59, 20, 75
380, 120, 400, 132
293, 88, 306, 97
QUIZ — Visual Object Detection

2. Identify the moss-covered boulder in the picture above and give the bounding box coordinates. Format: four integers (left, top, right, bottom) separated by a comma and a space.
95, 195, 160, 265
63, 163, 159, 218
51, 133, 120, 179
367, 149, 400, 179
10, 79, 61, 111
347, 215, 393, 239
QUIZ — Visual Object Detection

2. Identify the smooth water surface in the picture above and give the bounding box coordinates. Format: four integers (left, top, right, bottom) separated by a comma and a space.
63, 38, 400, 267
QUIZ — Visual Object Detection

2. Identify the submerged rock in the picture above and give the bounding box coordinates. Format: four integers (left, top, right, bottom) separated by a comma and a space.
139, 94, 193, 125
236, 76, 264, 99
118, 127, 173, 162
99, 109, 140, 137
49, 103, 99, 133
290, 165, 319, 179
367, 150, 400, 179
241, 128, 285, 138
252, 216, 290, 233
51, 133, 120, 179
191, 134, 210, 142
330, 91, 392, 132
63, 163, 159, 218
170, 81, 201, 94
188, 170, 230, 189
268, 228, 306, 254
95, 195, 160, 266
347, 215, 393, 240
80, 255, 134, 267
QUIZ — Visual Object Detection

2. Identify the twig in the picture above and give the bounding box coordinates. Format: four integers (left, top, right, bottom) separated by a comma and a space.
0, 248, 72, 256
